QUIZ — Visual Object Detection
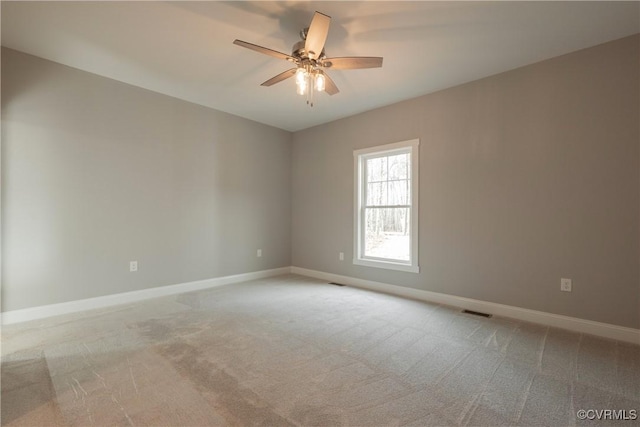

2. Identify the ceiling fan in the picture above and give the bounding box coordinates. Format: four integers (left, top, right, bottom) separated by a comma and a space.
233, 11, 383, 106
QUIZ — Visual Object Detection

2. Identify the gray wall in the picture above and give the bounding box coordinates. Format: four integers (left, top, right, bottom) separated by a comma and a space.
292, 35, 640, 329
2, 48, 292, 312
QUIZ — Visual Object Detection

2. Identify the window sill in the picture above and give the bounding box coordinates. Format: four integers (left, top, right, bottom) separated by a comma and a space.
353, 258, 420, 273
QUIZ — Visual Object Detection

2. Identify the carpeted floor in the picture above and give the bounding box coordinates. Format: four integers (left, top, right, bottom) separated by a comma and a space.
1, 274, 639, 426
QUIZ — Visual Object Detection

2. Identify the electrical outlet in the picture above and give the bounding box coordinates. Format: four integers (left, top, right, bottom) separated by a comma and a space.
560, 278, 572, 292
130, 261, 138, 272
339, 252, 344, 261
257, 249, 262, 258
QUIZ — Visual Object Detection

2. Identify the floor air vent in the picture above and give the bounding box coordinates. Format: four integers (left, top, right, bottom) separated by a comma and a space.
462, 309, 492, 318
329, 282, 346, 287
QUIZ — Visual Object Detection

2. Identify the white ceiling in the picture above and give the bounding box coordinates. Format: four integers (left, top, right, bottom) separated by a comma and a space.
2, 1, 639, 132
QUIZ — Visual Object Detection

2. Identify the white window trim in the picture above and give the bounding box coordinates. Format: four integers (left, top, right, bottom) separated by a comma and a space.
353, 139, 419, 273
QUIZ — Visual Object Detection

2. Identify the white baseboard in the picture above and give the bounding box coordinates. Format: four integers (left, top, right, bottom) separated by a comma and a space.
291, 266, 640, 345
5, 265, 638, 345
1, 267, 291, 325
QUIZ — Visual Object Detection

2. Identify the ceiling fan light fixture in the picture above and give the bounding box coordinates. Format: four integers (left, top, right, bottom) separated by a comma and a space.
295, 68, 306, 85
296, 76, 307, 96
315, 71, 325, 92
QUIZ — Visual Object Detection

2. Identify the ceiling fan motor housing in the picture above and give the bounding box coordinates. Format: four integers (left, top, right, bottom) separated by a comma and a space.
292, 40, 325, 63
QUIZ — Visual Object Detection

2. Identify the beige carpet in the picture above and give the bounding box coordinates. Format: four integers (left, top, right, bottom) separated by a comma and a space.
2, 274, 639, 426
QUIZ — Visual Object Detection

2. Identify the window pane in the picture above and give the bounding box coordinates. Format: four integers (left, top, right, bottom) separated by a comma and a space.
367, 182, 387, 206
387, 179, 409, 205
367, 156, 387, 182
364, 207, 410, 261
388, 153, 408, 180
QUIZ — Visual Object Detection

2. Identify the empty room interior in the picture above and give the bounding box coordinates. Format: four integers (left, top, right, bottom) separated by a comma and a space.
1, 1, 639, 426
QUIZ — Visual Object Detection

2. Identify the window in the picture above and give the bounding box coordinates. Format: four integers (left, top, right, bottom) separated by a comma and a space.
354, 139, 419, 273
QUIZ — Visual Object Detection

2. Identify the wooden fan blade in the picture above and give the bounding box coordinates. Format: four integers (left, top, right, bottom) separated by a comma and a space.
322, 57, 383, 70
261, 69, 297, 86
305, 12, 331, 60
324, 73, 339, 95
233, 39, 295, 62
